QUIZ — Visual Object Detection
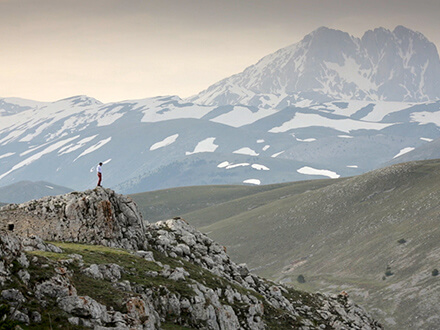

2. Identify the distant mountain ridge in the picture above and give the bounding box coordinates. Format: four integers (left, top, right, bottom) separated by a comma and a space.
190, 26, 440, 108
0, 180, 73, 204
1, 27, 440, 192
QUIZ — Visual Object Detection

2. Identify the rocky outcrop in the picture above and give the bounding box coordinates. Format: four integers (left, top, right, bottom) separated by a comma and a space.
145, 219, 382, 329
0, 188, 382, 329
0, 187, 146, 250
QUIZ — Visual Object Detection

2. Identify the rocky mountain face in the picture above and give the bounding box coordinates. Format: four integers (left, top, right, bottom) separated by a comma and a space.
0, 187, 382, 329
190, 26, 440, 107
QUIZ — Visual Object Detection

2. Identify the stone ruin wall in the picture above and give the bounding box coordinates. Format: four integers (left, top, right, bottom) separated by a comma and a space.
0, 188, 148, 250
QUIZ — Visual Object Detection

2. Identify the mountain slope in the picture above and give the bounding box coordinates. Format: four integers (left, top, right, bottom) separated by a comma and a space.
132, 159, 440, 329
130, 178, 340, 223
1, 94, 439, 193
190, 26, 440, 107
0, 180, 73, 204
193, 159, 440, 329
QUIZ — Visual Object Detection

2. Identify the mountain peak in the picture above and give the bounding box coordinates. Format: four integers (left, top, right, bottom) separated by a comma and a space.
190, 26, 440, 107
56, 95, 103, 107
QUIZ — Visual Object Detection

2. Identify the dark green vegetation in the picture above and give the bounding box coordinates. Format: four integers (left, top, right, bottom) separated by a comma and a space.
132, 159, 440, 330
2, 241, 336, 329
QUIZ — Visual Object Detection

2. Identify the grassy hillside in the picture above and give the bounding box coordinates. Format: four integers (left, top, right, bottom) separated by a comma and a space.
197, 159, 440, 329
129, 180, 337, 223
132, 159, 440, 329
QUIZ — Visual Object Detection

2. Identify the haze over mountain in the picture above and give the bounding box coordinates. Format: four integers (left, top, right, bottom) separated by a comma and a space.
0, 26, 439, 193
190, 26, 440, 108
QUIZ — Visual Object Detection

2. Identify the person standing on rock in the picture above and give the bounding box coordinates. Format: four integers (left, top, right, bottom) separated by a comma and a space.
97, 162, 103, 187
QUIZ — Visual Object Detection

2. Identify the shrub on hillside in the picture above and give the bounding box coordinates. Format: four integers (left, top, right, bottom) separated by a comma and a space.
397, 238, 407, 244
297, 274, 306, 283
385, 266, 394, 277
432, 269, 439, 277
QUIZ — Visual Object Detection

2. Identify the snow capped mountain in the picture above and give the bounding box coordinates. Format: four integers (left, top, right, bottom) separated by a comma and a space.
1, 93, 440, 194
189, 26, 440, 107
2, 26, 440, 195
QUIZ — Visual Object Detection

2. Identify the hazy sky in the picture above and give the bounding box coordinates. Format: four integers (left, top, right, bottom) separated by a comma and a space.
1, 0, 439, 103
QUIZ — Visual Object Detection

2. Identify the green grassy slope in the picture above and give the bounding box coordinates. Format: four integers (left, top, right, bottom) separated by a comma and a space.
129, 181, 323, 223
131, 159, 440, 329
179, 178, 344, 228
195, 159, 440, 329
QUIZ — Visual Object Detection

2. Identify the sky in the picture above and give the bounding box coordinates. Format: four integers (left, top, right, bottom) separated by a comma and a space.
0, 0, 439, 103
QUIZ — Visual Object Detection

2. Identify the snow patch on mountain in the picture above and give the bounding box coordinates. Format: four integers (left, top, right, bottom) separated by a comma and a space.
59, 135, 98, 155
324, 56, 378, 97
233, 147, 259, 156
410, 111, 440, 126
96, 106, 125, 126
393, 147, 415, 159
362, 102, 414, 122
269, 113, 393, 133
243, 179, 261, 185
226, 163, 250, 169
0, 136, 79, 180
217, 161, 230, 168
210, 106, 277, 127
271, 151, 285, 158
140, 98, 214, 123
296, 138, 316, 142
0, 152, 15, 160
150, 134, 179, 151
297, 166, 340, 179
186, 137, 218, 155
252, 164, 270, 171
74, 137, 112, 161
311, 101, 371, 117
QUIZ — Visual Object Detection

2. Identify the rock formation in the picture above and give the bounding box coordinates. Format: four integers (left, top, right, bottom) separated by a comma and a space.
0, 187, 382, 329
0, 188, 146, 250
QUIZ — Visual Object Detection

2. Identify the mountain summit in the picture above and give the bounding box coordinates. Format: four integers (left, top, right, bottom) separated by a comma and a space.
190, 26, 440, 107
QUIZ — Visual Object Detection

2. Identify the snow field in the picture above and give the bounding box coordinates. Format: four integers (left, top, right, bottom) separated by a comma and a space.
186, 137, 218, 155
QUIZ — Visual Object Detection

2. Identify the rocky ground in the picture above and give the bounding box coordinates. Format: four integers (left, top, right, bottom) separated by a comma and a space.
0, 187, 382, 329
